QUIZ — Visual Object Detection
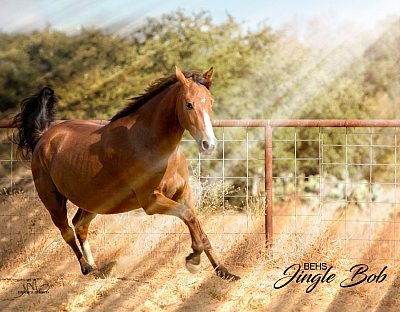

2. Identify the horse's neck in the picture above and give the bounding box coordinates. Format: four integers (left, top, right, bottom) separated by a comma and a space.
113, 84, 184, 154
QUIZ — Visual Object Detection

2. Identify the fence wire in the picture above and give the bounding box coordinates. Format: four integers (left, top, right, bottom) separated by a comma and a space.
0, 125, 265, 267
273, 127, 400, 264
1, 122, 400, 267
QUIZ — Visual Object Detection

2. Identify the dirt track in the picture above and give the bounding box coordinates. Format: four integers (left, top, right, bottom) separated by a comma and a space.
0, 195, 399, 311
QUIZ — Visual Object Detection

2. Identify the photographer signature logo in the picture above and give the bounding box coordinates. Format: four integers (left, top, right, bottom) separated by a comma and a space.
274, 263, 387, 293
0, 278, 50, 300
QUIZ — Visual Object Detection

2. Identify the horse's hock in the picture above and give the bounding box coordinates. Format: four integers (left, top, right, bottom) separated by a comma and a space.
2, 119, 400, 267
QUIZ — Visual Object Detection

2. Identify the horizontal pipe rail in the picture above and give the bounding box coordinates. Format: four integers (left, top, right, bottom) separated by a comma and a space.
3, 119, 400, 128
214, 119, 400, 128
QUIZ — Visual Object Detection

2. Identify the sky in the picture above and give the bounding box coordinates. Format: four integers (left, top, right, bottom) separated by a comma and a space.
1, 0, 399, 35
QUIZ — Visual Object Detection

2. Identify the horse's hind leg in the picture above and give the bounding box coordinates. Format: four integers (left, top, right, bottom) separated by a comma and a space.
34, 175, 93, 275
72, 209, 97, 268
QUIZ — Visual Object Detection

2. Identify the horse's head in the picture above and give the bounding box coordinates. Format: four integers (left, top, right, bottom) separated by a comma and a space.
175, 66, 216, 153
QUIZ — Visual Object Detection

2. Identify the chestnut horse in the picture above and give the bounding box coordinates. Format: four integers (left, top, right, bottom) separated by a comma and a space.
12, 67, 239, 280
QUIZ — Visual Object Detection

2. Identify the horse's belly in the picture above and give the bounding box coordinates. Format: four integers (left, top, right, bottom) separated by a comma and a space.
87, 197, 142, 214
67, 187, 142, 214
48, 151, 142, 213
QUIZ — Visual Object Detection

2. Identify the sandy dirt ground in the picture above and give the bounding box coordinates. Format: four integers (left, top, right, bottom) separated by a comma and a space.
0, 194, 399, 312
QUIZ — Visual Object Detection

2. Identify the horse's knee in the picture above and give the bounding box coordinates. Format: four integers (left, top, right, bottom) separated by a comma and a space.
142, 203, 173, 216
143, 206, 156, 215
142, 195, 161, 215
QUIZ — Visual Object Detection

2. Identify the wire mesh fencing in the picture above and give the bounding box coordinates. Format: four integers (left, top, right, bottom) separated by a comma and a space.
0, 123, 266, 268
1, 120, 400, 268
272, 126, 400, 264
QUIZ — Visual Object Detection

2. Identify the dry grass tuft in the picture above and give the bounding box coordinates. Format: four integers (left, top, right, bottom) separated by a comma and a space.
1, 191, 399, 311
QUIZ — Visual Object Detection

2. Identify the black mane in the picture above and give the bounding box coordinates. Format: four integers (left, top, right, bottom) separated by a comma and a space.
110, 71, 211, 122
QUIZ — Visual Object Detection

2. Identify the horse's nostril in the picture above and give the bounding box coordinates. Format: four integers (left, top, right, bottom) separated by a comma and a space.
202, 140, 210, 150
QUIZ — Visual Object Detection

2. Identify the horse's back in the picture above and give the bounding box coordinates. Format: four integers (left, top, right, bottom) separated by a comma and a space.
49, 120, 105, 134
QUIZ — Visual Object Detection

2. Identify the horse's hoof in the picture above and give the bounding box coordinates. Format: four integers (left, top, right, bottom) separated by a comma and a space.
185, 260, 201, 274
81, 264, 94, 275
80, 259, 94, 275
185, 255, 201, 274
215, 266, 241, 281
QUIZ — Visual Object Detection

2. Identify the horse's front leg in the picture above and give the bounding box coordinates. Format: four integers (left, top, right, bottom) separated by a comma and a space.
181, 189, 241, 281
143, 191, 205, 271
143, 191, 240, 281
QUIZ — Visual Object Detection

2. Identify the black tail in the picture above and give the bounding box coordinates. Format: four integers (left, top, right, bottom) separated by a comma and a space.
12, 87, 57, 159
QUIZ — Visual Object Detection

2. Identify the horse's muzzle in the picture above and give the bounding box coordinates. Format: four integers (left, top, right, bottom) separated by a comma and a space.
200, 139, 216, 153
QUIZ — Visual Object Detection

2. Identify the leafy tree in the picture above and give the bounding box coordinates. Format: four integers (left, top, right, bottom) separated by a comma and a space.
0, 11, 399, 191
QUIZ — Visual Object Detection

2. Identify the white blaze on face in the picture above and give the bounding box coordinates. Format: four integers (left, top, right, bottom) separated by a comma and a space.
203, 110, 216, 146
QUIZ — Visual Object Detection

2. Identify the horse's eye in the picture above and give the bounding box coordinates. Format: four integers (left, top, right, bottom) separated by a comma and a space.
186, 103, 194, 110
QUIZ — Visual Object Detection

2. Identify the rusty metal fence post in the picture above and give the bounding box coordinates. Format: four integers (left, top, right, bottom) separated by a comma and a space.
265, 123, 273, 248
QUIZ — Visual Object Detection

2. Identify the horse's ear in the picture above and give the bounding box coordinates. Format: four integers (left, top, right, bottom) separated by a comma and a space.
203, 67, 213, 82
175, 66, 188, 87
